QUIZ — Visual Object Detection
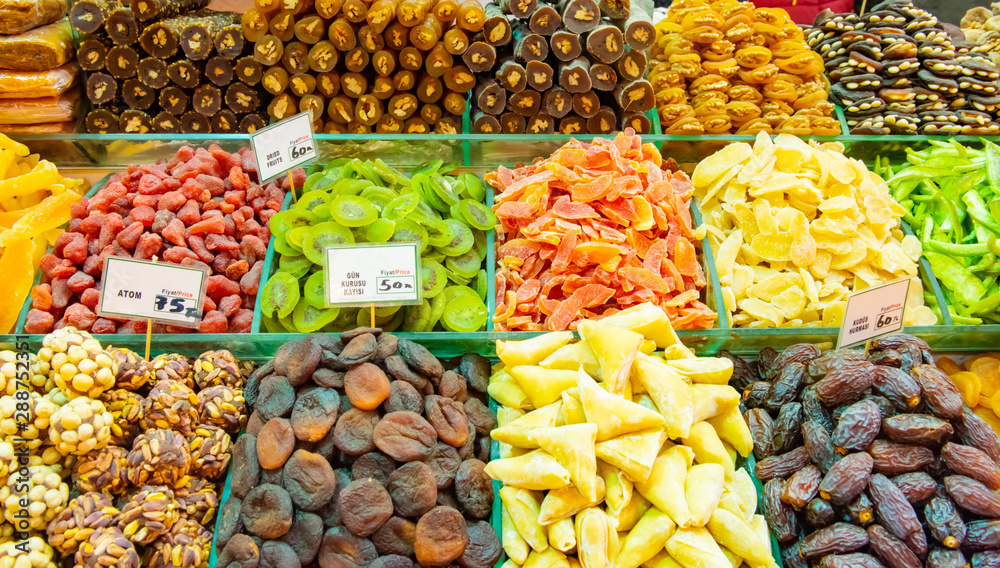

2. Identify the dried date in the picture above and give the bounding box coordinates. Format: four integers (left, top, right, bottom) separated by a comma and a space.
744, 381, 772, 408
891, 472, 937, 504
927, 548, 968, 568
773, 402, 804, 454
800, 522, 869, 558
956, 407, 1000, 464
944, 475, 1000, 518
869, 440, 935, 475
756, 446, 811, 481
815, 360, 878, 406
718, 349, 759, 390
925, 495, 966, 549
771, 344, 822, 378
882, 414, 953, 446
805, 497, 836, 528
803, 386, 836, 433
819, 452, 873, 505
872, 366, 921, 410
746, 408, 775, 460
782, 464, 822, 509
963, 520, 1000, 551
816, 553, 886, 568
766, 362, 807, 410
867, 524, 922, 568
911, 365, 963, 419
973, 552, 1000, 568
847, 492, 874, 526
868, 473, 927, 559
803, 420, 840, 474
941, 442, 1000, 490
833, 400, 882, 454
763, 478, 798, 542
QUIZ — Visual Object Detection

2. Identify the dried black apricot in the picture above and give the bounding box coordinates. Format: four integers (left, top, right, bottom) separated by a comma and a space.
241, 483, 294, 539
339, 479, 394, 537
352, 452, 397, 486
291, 386, 341, 442
256, 375, 296, 420
459, 520, 502, 568
260, 540, 302, 568
373, 411, 438, 462
425, 395, 469, 447
424, 443, 462, 489
385, 380, 423, 414
319, 526, 378, 568
387, 461, 438, 517
283, 449, 339, 512
414, 506, 468, 566
230, 434, 260, 499
455, 459, 492, 519
282, 511, 324, 564
334, 409, 380, 456
373, 516, 417, 557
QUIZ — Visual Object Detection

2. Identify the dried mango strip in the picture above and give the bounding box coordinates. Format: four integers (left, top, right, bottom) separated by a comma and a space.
488, 128, 716, 332
692, 132, 937, 328
0, 238, 35, 333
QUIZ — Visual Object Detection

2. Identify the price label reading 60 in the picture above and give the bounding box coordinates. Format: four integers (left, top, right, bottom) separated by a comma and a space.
290, 142, 313, 160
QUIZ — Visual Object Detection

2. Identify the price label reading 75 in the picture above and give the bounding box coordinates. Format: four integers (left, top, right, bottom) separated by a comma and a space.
154, 295, 200, 319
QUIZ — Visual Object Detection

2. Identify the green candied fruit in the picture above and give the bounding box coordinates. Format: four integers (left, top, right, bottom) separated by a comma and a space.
269, 210, 312, 239
391, 218, 429, 253
330, 195, 379, 227
446, 249, 481, 279
472, 229, 487, 262
259, 272, 300, 319
453, 199, 498, 231
459, 172, 486, 202
425, 219, 455, 248
295, 191, 333, 220
360, 186, 398, 210
301, 222, 355, 264
382, 192, 420, 221
438, 218, 474, 256
273, 234, 300, 256
421, 259, 448, 298
442, 294, 488, 332
304, 270, 327, 309
286, 225, 311, 250
402, 299, 434, 332
364, 218, 396, 243
293, 301, 340, 333
473, 269, 488, 301
279, 254, 313, 277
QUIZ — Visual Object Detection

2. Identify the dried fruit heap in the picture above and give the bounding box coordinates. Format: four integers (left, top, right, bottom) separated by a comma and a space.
490, 129, 715, 332
487, 302, 774, 568
742, 334, 1000, 568
693, 133, 936, 328
962, 5, 1000, 68
937, 354, 1000, 438
216, 332, 499, 568
649, 0, 839, 135
24, 144, 284, 334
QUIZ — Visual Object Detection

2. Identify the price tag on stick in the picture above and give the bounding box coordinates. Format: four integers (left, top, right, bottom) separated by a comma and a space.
838, 278, 910, 348
249, 111, 317, 183
324, 243, 422, 307
96, 257, 208, 328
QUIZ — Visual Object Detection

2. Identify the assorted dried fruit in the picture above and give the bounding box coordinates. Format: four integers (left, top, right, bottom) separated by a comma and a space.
24, 144, 283, 334
745, 334, 1000, 568
490, 129, 715, 331
260, 159, 490, 333
650, 0, 839, 135
936, 352, 1000, 438
692, 133, 936, 328
487, 302, 773, 568
217, 332, 497, 568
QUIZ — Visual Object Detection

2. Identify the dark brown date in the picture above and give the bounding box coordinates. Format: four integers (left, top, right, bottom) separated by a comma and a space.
773, 403, 803, 454
870, 334, 932, 364
861, 395, 896, 419
817, 553, 887, 568
800, 522, 869, 558
848, 492, 874, 526
756, 447, 811, 481
964, 520, 1000, 551
806, 497, 836, 528
758, 346, 779, 379
718, 349, 759, 391
973, 551, 1000, 568
819, 452, 873, 505
872, 366, 921, 410
868, 525, 922, 568
802, 386, 836, 433
944, 475, 1000, 518
803, 420, 840, 474
869, 440, 934, 474
868, 473, 927, 559
744, 381, 772, 408
925, 495, 966, 549
770, 344, 822, 378
746, 408, 775, 460
941, 442, 1000, 490
807, 349, 866, 379
815, 360, 878, 406
882, 414, 953, 446
766, 362, 807, 410
833, 400, 882, 454
891, 472, 937, 504
763, 478, 798, 542
927, 547, 968, 568
783, 543, 808, 568
956, 407, 1000, 464
911, 365, 963, 419
782, 464, 822, 509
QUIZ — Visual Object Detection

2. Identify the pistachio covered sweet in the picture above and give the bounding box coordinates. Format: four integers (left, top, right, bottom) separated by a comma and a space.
196, 384, 246, 434
151, 353, 195, 389
36, 327, 116, 399
193, 349, 245, 389
187, 424, 232, 480
145, 517, 212, 568
141, 379, 200, 435
74, 526, 141, 568
100, 388, 144, 447
117, 485, 181, 545
127, 429, 191, 487
0, 464, 68, 530
72, 445, 129, 495
48, 397, 113, 456
46, 492, 120, 556
175, 478, 219, 525
108, 348, 153, 391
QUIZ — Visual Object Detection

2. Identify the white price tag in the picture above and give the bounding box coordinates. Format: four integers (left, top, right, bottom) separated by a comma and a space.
838, 279, 910, 348
96, 257, 208, 327
324, 243, 421, 306
249, 111, 316, 183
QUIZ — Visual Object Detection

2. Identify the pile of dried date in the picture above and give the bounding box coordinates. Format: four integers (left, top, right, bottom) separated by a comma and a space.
730, 333, 1000, 568
215, 329, 500, 568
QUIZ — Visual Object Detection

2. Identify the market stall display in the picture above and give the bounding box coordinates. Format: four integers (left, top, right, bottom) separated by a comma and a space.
214, 333, 498, 568
936, 353, 1000, 437
0, 134, 86, 334
487, 303, 774, 568
0, 3, 79, 135
960, 4, 1000, 69
242, 0, 477, 133
69, 0, 263, 134
490, 128, 715, 332
692, 133, 937, 328
743, 335, 1000, 568
881, 141, 1000, 325
23, 144, 283, 334
467, 0, 655, 135
0, 327, 253, 566
649, 0, 840, 136
810, 0, 1000, 135
259, 159, 491, 333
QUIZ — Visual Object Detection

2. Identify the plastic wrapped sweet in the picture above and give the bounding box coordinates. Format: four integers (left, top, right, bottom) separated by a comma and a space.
0, 63, 77, 98
0, 0, 67, 35
0, 19, 73, 71
0, 120, 72, 133
0, 90, 78, 124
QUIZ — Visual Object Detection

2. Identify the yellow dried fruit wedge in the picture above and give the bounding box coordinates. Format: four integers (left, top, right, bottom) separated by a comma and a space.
950, 371, 982, 408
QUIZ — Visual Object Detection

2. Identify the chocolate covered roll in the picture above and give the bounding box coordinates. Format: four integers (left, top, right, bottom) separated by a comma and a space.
235, 56, 263, 85
526, 60, 553, 91
474, 79, 506, 114
159, 86, 189, 114
500, 111, 525, 132
589, 62, 616, 90
71, 0, 110, 33
86, 107, 120, 133
585, 23, 624, 64
78, 37, 109, 72
167, 60, 200, 88
473, 110, 501, 132
572, 90, 599, 117
616, 49, 645, 82
587, 105, 616, 133
239, 113, 267, 132
212, 109, 239, 132
226, 82, 260, 112
496, 58, 527, 92
483, 3, 512, 45
152, 111, 180, 133
87, 73, 117, 105
510, 89, 541, 116
559, 57, 591, 93
513, 21, 547, 62
527, 111, 554, 133
463, 40, 496, 72
558, 0, 598, 34
120, 109, 152, 133
205, 56, 234, 87
550, 29, 582, 61
123, 78, 155, 109
107, 7, 139, 45
559, 114, 586, 133
137, 57, 169, 88
106, 45, 139, 79
529, 2, 561, 35
180, 110, 210, 132
543, 87, 571, 117
215, 23, 245, 56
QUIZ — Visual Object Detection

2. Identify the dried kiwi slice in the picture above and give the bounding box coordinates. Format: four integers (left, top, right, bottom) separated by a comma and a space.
442, 294, 488, 332
279, 254, 313, 276
361, 186, 398, 210
269, 210, 312, 239
301, 222, 355, 264
428, 289, 447, 330
357, 307, 398, 328
425, 250, 446, 264
304, 270, 327, 309
331, 195, 379, 227
382, 192, 420, 221
364, 218, 395, 243
331, 178, 374, 196
473, 269, 488, 301
421, 259, 448, 298
425, 219, 455, 248
391, 218, 429, 253
402, 299, 433, 332
261, 314, 286, 333
444, 267, 472, 285
273, 234, 300, 256
427, 173, 460, 206
325, 308, 357, 332
472, 229, 487, 262
259, 272, 300, 319
437, 219, 474, 256
413, 172, 451, 213
459, 172, 486, 202
295, 191, 334, 220
293, 301, 340, 333
446, 249, 481, 279
286, 226, 312, 250
453, 199, 497, 231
